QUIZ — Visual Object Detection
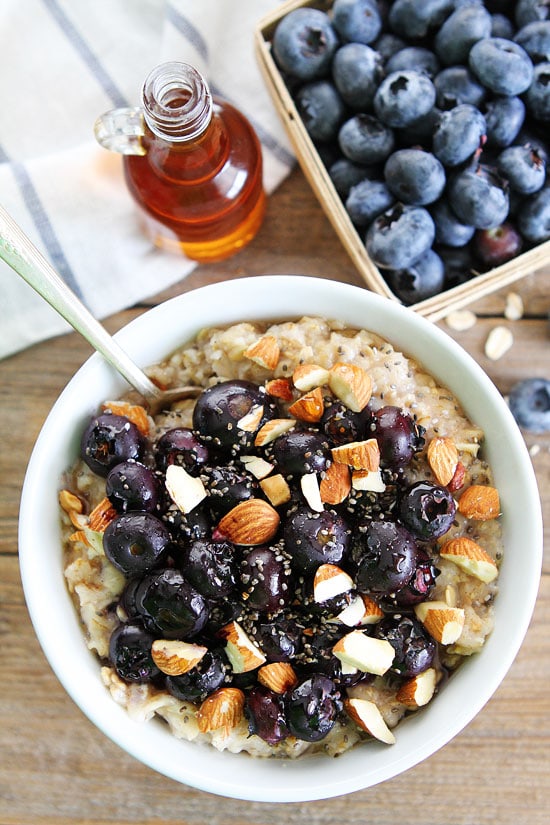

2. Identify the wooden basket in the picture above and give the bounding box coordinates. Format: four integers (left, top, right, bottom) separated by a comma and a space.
254, 0, 550, 320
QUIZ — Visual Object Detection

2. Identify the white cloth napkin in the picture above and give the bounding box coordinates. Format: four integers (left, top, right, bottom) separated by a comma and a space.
0, 0, 295, 360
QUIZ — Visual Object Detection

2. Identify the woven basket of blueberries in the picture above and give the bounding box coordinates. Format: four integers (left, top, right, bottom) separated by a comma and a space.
255, 0, 550, 316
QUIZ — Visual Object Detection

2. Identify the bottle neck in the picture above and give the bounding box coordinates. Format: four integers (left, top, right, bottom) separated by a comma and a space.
141, 62, 213, 142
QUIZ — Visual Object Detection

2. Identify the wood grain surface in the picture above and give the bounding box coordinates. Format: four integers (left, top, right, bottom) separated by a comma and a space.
0, 168, 548, 824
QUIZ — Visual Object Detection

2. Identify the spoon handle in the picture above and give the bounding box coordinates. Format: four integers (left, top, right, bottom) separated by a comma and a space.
0, 205, 162, 400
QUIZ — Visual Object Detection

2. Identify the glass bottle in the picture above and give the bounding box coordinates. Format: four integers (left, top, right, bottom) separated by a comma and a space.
95, 62, 266, 262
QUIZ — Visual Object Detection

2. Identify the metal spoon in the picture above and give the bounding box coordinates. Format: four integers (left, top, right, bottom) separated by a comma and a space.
0, 205, 200, 413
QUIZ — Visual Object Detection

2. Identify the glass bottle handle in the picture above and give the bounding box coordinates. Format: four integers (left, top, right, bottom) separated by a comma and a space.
93, 106, 147, 156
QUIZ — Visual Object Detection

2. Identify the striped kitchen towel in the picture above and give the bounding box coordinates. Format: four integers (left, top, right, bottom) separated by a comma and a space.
0, 0, 294, 360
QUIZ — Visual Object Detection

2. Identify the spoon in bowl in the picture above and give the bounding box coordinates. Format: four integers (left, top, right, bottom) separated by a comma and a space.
0, 205, 201, 414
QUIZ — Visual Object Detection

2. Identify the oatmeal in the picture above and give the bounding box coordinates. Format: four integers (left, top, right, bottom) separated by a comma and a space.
60, 317, 502, 758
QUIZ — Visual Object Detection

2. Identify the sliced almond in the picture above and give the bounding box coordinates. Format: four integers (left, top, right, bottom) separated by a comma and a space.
265, 377, 294, 402
300, 472, 324, 512
344, 698, 396, 745
440, 536, 498, 583
448, 460, 466, 492
102, 400, 150, 436
396, 667, 437, 708
165, 464, 207, 514
484, 325, 513, 361
313, 564, 354, 603
236, 404, 264, 433
254, 418, 296, 446
88, 496, 118, 532
288, 387, 324, 423
257, 662, 298, 693
332, 630, 395, 675
196, 687, 245, 735
427, 436, 458, 486
328, 362, 372, 413
218, 620, 266, 673
332, 438, 380, 471
151, 639, 208, 676
240, 454, 274, 480
458, 484, 500, 520
320, 462, 351, 505
244, 335, 280, 370
292, 363, 330, 391
351, 469, 386, 493
217, 498, 280, 546
414, 601, 465, 645
259, 473, 291, 507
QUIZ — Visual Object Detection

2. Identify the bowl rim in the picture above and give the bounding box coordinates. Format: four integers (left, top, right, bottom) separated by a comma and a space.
19, 275, 543, 802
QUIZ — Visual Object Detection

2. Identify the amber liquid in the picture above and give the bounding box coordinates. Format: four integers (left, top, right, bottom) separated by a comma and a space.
123, 100, 266, 262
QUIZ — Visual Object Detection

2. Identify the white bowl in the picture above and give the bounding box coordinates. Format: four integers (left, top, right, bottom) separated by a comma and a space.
19, 276, 542, 802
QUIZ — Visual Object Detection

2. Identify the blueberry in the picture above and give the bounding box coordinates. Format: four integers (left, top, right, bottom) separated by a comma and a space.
240, 546, 294, 614
352, 520, 418, 597
484, 96, 526, 148
448, 163, 509, 229
179, 539, 237, 600
469, 38, 534, 96
135, 568, 209, 638
524, 61, 550, 120
272, 8, 339, 80
366, 204, 435, 269
515, 21, 550, 62
165, 649, 227, 702
497, 145, 546, 194
375, 616, 436, 678
329, 157, 374, 198
432, 104, 486, 167
338, 114, 395, 164
332, 0, 382, 44
374, 70, 436, 128
204, 463, 259, 516
473, 223, 523, 267
386, 248, 445, 304
398, 481, 456, 540
491, 13, 516, 39
246, 686, 289, 745
346, 178, 395, 227
515, 0, 550, 28
431, 198, 475, 247
272, 430, 331, 475
256, 618, 302, 662
321, 400, 371, 445
384, 149, 446, 206
80, 413, 144, 477
283, 506, 350, 572
434, 4, 492, 66
517, 187, 550, 242
434, 66, 487, 110
386, 46, 440, 79
285, 674, 342, 742
508, 378, 550, 432
155, 427, 209, 474
373, 32, 406, 61
388, 0, 455, 40
370, 405, 425, 468
332, 43, 384, 110
295, 81, 346, 143
109, 623, 160, 683
103, 512, 171, 576
106, 460, 159, 513
439, 245, 476, 287
396, 107, 442, 147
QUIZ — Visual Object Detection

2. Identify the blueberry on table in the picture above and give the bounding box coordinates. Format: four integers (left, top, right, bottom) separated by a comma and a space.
483, 95, 526, 148
497, 145, 546, 194
283, 506, 350, 572
352, 519, 418, 597
517, 187, 550, 242
431, 198, 475, 248
434, 4, 492, 66
240, 546, 294, 614
508, 378, 550, 432
332, 42, 384, 110
386, 46, 441, 79
295, 81, 346, 143
386, 248, 445, 305
179, 539, 237, 600
246, 686, 289, 745
432, 104, 487, 167
106, 460, 159, 513
80, 413, 143, 476
135, 568, 209, 638
515, 20, 550, 63
109, 623, 160, 683
388, 0, 455, 40
375, 616, 436, 678
366, 204, 435, 270
524, 61, 550, 121
285, 674, 342, 742
332, 0, 382, 45
469, 38, 534, 96
433, 66, 487, 110
165, 649, 227, 702
272, 8, 338, 81
398, 481, 457, 540
448, 163, 509, 230
155, 427, 209, 473
338, 114, 395, 165
103, 511, 171, 576
374, 70, 436, 128
384, 149, 446, 206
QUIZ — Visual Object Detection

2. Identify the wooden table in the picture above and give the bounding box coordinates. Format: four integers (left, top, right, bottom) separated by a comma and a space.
1, 168, 548, 824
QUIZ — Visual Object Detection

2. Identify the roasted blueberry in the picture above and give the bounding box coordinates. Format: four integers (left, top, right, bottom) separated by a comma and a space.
375, 616, 436, 678
386, 249, 445, 305
272, 430, 331, 475
284, 506, 350, 572
205, 463, 259, 516
366, 204, 435, 270
103, 511, 171, 576
179, 539, 237, 599
338, 114, 395, 165
432, 104, 486, 167
165, 649, 227, 702
508, 377, 550, 432
257, 618, 302, 662
374, 70, 436, 128
321, 400, 371, 445
272, 7, 339, 80
109, 622, 159, 683
398, 481, 456, 540
80, 413, 143, 477
448, 163, 509, 230
469, 37, 534, 96
295, 80, 346, 143
285, 674, 342, 742
353, 520, 418, 597
155, 427, 209, 473
333, 42, 384, 110
135, 568, 209, 638
240, 546, 294, 614
246, 685, 289, 745
384, 149, 446, 207
371, 405, 424, 469
192, 380, 276, 454
332, 0, 382, 44
106, 460, 159, 513
434, 4, 492, 66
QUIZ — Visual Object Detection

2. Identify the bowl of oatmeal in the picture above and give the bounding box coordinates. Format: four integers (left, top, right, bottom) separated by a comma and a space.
19, 276, 542, 801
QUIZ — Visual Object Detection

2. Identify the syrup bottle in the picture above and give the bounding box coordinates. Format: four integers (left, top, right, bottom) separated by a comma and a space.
95, 62, 266, 262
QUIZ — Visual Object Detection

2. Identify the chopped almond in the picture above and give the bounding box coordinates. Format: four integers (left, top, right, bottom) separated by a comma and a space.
292, 363, 330, 391
328, 362, 372, 412
265, 378, 294, 402
288, 387, 324, 422
320, 462, 351, 505
102, 400, 150, 435
458, 485, 500, 520
332, 438, 380, 471
243, 335, 280, 370
88, 497, 117, 532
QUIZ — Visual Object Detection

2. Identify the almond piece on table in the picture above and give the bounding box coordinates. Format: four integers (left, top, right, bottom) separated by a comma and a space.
254, 418, 296, 446
300, 472, 324, 512
165, 464, 207, 514
320, 461, 351, 505
288, 387, 324, 422
440, 536, 498, 583
328, 362, 372, 412
265, 377, 294, 402
396, 667, 437, 708
344, 698, 396, 745
458, 484, 500, 520
196, 687, 245, 735
332, 630, 395, 675
331, 438, 380, 471
151, 639, 208, 676
243, 335, 280, 370
427, 436, 459, 486
217, 499, 280, 546
259, 473, 291, 507
414, 601, 465, 645
313, 564, 354, 603
257, 662, 298, 694
102, 400, 150, 436
218, 620, 267, 673
88, 496, 118, 532
292, 363, 330, 391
